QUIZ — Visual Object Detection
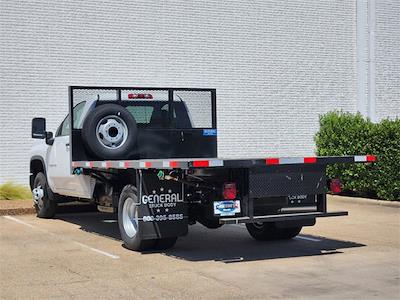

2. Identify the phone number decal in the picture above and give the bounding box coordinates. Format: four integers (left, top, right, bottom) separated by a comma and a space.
142, 214, 184, 222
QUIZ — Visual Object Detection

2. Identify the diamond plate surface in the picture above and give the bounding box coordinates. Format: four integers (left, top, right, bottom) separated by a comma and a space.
249, 166, 326, 197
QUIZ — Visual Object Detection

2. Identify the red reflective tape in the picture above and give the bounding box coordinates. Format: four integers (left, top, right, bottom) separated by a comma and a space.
123, 161, 130, 168
105, 161, 112, 169
266, 158, 280, 165
193, 160, 209, 167
169, 161, 179, 168
144, 162, 152, 168
304, 157, 317, 164
366, 155, 376, 162
88, 162, 93, 168
72, 162, 78, 167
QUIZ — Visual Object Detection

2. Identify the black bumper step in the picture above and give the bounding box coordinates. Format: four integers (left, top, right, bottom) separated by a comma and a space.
219, 211, 348, 224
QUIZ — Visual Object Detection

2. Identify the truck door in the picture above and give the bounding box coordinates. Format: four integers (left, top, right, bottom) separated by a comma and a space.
47, 102, 94, 199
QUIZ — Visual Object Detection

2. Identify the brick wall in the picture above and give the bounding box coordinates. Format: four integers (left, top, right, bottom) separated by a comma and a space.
375, 0, 400, 121
0, 0, 370, 184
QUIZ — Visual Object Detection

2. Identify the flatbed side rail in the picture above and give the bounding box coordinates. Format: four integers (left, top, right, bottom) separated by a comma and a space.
71, 155, 376, 170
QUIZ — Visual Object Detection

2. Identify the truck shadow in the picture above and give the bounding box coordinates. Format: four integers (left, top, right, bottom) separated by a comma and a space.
57, 209, 365, 263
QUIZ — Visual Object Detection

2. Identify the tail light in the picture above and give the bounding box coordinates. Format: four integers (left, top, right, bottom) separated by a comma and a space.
223, 183, 237, 200
330, 179, 342, 194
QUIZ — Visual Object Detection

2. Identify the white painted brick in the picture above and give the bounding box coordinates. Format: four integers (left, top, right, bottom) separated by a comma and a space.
0, 0, 397, 184
375, 0, 400, 121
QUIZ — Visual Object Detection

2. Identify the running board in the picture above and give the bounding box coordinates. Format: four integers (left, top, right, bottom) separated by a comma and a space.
219, 211, 348, 224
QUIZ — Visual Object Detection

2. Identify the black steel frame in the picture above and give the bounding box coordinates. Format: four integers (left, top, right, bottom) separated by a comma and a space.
68, 86, 217, 166
68, 86, 217, 130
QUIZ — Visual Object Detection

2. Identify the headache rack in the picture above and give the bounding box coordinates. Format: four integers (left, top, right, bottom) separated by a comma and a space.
69, 86, 218, 162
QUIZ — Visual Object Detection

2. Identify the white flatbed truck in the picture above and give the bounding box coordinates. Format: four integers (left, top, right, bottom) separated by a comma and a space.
30, 86, 376, 251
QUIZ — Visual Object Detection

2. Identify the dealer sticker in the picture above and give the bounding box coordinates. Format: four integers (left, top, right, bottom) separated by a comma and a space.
213, 200, 241, 216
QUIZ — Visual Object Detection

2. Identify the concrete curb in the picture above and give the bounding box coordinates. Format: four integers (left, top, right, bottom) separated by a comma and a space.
0, 207, 36, 216
328, 195, 400, 208
0, 200, 36, 216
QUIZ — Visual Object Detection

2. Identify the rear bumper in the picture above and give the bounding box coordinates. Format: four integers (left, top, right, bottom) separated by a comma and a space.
219, 211, 348, 224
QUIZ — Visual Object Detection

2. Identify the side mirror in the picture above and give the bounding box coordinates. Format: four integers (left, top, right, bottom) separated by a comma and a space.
45, 131, 54, 145
32, 118, 46, 139
32, 118, 54, 145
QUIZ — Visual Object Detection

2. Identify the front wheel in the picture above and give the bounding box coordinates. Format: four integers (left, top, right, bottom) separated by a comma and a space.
246, 222, 302, 241
118, 185, 156, 251
32, 172, 57, 218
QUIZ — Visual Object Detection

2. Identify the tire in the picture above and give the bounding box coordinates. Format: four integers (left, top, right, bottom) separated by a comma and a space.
81, 104, 137, 160
32, 172, 57, 218
118, 185, 156, 251
246, 222, 302, 241
154, 237, 177, 250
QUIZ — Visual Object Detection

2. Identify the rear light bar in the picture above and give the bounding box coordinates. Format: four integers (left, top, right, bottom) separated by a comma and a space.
192, 160, 209, 167
355, 155, 377, 162
223, 183, 237, 200
304, 157, 317, 164
128, 93, 153, 99
266, 158, 280, 165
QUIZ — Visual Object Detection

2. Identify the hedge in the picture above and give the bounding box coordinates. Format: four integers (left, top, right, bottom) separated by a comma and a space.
0, 182, 32, 200
315, 111, 400, 201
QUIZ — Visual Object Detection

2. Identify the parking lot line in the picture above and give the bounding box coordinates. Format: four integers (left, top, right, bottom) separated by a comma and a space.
3, 215, 35, 228
3, 215, 119, 260
73, 241, 120, 259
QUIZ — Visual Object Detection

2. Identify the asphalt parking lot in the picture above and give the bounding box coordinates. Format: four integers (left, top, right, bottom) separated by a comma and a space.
0, 196, 399, 300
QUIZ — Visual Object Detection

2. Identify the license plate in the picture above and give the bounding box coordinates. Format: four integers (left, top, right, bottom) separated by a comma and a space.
213, 200, 241, 216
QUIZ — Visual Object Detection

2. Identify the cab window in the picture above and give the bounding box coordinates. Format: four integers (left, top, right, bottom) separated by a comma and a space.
56, 101, 86, 137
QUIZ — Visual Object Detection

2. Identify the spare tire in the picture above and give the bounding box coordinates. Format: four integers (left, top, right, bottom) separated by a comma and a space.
81, 103, 137, 159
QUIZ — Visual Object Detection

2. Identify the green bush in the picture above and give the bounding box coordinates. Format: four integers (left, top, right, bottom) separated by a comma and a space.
0, 182, 32, 200
315, 111, 400, 201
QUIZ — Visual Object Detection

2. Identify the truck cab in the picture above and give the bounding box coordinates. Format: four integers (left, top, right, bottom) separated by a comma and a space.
30, 89, 217, 199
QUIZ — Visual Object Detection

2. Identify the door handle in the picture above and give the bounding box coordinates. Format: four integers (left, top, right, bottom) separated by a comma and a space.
66, 143, 70, 149
180, 131, 185, 142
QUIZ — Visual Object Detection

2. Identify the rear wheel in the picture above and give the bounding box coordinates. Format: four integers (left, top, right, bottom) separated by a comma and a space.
118, 185, 156, 251
32, 172, 57, 218
154, 237, 177, 250
246, 222, 302, 241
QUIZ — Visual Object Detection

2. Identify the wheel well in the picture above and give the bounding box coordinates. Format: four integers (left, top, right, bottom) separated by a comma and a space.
30, 159, 45, 189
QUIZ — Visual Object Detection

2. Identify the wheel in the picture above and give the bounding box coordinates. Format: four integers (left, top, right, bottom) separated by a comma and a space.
32, 172, 57, 218
118, 185, 156, 251
246, 222, 302, 241
154, 237, 177, 250
81, 104, 137, 160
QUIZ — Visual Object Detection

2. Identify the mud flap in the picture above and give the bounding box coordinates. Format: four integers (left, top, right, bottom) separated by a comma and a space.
137, 170, 188, 240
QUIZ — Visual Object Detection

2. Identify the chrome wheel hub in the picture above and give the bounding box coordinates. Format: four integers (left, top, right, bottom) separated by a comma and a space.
96, 115, 128, 149
32, 185, 44, 209
122, 197, 138, 238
